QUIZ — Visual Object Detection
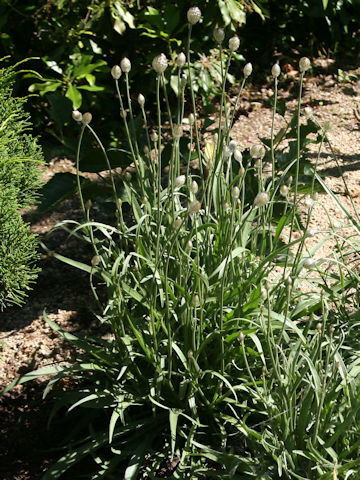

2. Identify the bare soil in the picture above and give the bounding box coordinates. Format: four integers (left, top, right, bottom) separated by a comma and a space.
1, 60, 360, 479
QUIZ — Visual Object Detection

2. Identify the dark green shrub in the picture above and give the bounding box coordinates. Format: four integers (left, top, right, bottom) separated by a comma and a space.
0, 64, 42, 309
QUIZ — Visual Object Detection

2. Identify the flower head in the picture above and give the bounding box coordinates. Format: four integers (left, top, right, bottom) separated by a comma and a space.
213, 27, 225, 44
253, 192, 270, 207
120, 57, 131, 73
271, 63, 281, 78
229, 35, 240, 52
138, 94, 145, 107
299, 57, 311, 73
176, 52, 186, 68
243, 62, 253, 78
152, 53, 168, 73
187, 6, 201, 25
111, 65, 121, 79
72, 110, 82, 122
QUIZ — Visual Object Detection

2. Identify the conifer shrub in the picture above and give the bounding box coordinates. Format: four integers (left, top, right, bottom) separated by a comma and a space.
0, 64, 42, 309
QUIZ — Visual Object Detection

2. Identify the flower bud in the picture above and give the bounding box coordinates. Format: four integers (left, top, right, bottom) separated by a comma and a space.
234, 149, 243, 163
187, 6, 201, 25
229, 35, 240, 52
303, 257, 315, 269
152, 53, 168, 73
192, 294, 200, 306
232, 186, 240, 200
111, 65, 121, 79
91, 255, 101, 267
304, 106, 313, 119
299, 56, 311, 73
138, 94, 145, 107
316, 322, 322, 331
304, 196, 314, 209
238, 331, 245, 342
229, 140, 237, 152
223, 145, 231, 159
120, 57, 131, 73
72, 110, 82, 122
188, 113, 195, 126
253, 192, 270, 207
280, 185, 288, 197
213, 27, 225, 44
188, 200, 201, 214
150, 131, 158, 142
186, 240, 193, 251
174, 218, 183, 230
250, 144, 265, 159
271, 63, 281, 78
176, 52, 186, 68
190, 180, 198, 194
173, 124, 183, 139
175, 175, 186, 188
285, 276, 292, 286
243, 62, 253, 78
82, 112, 92, 125
85, 199, 92, 210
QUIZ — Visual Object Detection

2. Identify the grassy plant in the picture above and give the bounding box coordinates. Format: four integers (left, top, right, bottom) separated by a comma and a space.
4, 7, 360, 479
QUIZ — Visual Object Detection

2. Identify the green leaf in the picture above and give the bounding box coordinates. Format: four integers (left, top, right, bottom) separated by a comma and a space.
322, 0, 329, 9
169, 410, 179, 457
37, 172, 82, 213
65, 84, 82, 109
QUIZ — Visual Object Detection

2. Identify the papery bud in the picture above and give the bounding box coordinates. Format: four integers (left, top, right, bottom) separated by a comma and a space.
280, 185, 288, 197
187, 6, 201, 25
232, 186, 240, 199
85, 199, 92, 210
316, 322, 322, 331
304, 106, 313, 119
253, 192, 270, 207
285, 276, 292, 286
213, 27, 225, 44
190, 180, 198, 194
91, 255, 101, 267
175, 175, 186, 188
120, 57, 131, 73
312, 192, 319, 201
254, 159, 261, 169
229, 140, 237, 152
250, 144, 265, 159
299, 56, 311, 73
223, 145, 231, 159
192, 294, 200, 306
173, 124, 183, 139
238, 331, 245, 342
174, 218, 183, 229
82, 112, 92, 125
229, 35, 240, 52
111, 65, 121, 79
188, 200, 201, 214
304, 196, 314, 209
271, 63, 281, 78
176, 52, 186, 68
151, 131, 158, 142
138, 94, 145, 107
186, 240, 193, 251
72, 110, 82, 122
234, 149, 243, 163
308, 229, 317, 237
303, 257, 315, 269
152, 53, 168, 73
188, 113, 195, 125
243, 62, 253, 78
239, 166, 245, 177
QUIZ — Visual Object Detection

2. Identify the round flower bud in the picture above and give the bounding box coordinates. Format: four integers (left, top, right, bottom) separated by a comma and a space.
229, 140, 237, 152
213, 27, 225, 44
271, 63, 281, 78
280, 185, 288, 197
187, 6, 201, 25
254, 159, 261, 168
253, 192, 270, 207
316, 322, 322, 331
238, 331, 245, 342
138, 94, 145, 107
72, 110, 82, 122
228, 35, 240, 52
111, 65, 121, 79
186, 240, 193, 251
312, 192, 319, 201
243, 62, 253, 78
234, 149, 243, 163
299, 57, 311, 73
232, 186, 240, 200
173, 124, 183, 139
304, 196, 314, 209
190, 180, 198, 194
192, 294, 200, 306
188, 113, 195, 125
82, 112, 92, 125
239, 166, 245, 177
150, 131, 158, 142
91, 255, 101, 267
304, 106, 313, 119
175, 175, 186, 188
120, 57, 131, 73
303, 257, 315, 269
223, 145, 231, 159
188, 200, 201, 214
152, 53, 168, 73
285, 276, 292, 286
250, 144, 265, 159
176, 52, 186, 68
308, 229, 317, 237
174, 218, 183, 230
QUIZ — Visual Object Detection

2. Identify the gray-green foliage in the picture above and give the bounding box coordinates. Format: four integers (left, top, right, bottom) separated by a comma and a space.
0, 64, 42, 309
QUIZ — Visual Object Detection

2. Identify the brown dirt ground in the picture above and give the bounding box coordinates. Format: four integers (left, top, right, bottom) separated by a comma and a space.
1, 60, 360, 479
